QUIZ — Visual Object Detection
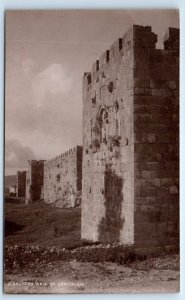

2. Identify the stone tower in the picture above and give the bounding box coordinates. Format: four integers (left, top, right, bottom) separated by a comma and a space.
82, 25, 179, 253
26, 160, 45, 202
17, 171, 26, 197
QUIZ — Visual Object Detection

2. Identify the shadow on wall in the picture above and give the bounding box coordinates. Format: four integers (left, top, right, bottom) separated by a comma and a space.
98, 164, 124, 243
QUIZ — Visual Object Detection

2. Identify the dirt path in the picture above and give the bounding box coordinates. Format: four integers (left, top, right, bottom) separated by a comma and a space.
4, 254, 180, 294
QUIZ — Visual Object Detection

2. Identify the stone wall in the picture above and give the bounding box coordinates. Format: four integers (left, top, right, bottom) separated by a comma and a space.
17, 171, 26, 197
82, 27, 135, 243
44, 146, 83, 208
82, 25, 179, 253
133, 26, 179, 252
25, 160, 45, 202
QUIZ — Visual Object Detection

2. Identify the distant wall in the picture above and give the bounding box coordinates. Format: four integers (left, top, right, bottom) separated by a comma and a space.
44, 146, 83, 208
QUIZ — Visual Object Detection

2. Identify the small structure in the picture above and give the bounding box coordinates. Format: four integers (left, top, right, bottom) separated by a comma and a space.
26, 160, 45, 203
9, 185, 17, 196
44, 146, 83, 208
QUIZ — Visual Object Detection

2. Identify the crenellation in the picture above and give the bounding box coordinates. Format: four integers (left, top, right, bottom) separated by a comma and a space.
164, 27, 179, 50
109, 38, 123, 61
99, 51, 107, 69
85, 30, 136, 89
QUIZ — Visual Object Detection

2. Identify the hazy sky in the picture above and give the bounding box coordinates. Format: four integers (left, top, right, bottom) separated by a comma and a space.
5, 9, 179, 175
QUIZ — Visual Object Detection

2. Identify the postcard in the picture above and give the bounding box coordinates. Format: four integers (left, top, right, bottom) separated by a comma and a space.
4, 9, 179, 294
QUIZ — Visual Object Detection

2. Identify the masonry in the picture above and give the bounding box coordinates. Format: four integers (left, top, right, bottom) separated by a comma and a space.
26, 160, 45, 202
17, 171, 26, 197
82, 25, 179, 253
44, 146, 83, 208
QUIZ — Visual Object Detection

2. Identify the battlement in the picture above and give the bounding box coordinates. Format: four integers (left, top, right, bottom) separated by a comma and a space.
83, 25, 179, 87
133, 25, 157, 48
45, 145, 83, 166
17, 170, 27, 175
164, 27, 179, 50
28, 160, 46, 166
44, 145, 83, 207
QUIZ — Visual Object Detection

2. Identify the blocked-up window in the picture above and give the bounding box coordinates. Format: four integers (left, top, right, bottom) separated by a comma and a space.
98, 105, 109, 144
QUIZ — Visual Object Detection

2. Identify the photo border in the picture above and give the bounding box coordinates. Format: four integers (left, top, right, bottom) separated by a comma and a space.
0, 0, 184, 299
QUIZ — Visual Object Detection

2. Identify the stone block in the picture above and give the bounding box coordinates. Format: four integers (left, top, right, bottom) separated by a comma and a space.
157, 187, 169, 198
169, 185, 178, 194
141, 170, 150, 179
140, 187, 156, 197
147, 133, 156, 143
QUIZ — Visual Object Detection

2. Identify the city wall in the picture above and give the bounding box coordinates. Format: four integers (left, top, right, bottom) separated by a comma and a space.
44, 146, 83, 208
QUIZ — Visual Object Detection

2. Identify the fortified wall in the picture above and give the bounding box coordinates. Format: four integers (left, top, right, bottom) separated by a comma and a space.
82, 25, 179, 253
26, 160, 45, 202
44, 146, 83, 208
17, 171, 26, 197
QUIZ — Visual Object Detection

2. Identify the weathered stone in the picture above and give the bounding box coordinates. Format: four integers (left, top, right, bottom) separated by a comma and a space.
169, 185, 178, 195
141, 170, 150, 179
44, 146, 83, 208
147, 133, 156, 143
168, 81, 177, 90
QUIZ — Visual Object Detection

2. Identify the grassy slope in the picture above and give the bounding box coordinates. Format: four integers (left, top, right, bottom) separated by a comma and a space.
5, 200, 81, 249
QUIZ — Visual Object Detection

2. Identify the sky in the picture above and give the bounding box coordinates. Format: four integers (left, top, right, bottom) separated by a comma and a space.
5, 9, 179, 175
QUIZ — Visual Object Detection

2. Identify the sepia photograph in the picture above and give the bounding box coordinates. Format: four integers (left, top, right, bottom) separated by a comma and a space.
4, 9, 179, 293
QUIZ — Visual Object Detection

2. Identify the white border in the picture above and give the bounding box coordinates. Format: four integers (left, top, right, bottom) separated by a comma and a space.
0, 0, 184, 299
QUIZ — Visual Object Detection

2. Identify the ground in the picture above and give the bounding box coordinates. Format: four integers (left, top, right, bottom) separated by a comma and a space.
5, 198, 81, 249
4, 198, 180, 294
5, 254, 180, 293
